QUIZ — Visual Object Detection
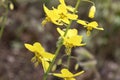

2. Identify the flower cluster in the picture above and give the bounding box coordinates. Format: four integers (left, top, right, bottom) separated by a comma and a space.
24, 0, 104, 80
42, 0, 78, 26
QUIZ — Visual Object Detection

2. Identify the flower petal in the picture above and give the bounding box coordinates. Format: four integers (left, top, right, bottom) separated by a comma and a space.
42, 52, 55, 61
87, 21, 98, 28
57, 28, 65, 36
24, 43, 35, 52
67, 13, 78, 20
72, 71, 84, 77
77, 20, 87, 26
61, 69, 73, 77
41, 59, 49, 72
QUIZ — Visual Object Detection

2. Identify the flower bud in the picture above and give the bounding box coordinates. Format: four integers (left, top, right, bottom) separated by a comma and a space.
88, 6, 96, 18
9, 3, 14, 10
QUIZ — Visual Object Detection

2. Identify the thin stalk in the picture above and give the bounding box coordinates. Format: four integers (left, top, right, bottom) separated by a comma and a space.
0, 1, 8, 39
67, 54, 71, 69
43, 0, 81, 80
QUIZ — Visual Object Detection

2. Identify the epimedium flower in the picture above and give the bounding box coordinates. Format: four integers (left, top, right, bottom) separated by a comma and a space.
57, 28, 85, 55
42, 0, 78, 26
42, 5, 62, 26
77, 19, 104, 36
53, 68, 84, 80
24, 42, 55, 72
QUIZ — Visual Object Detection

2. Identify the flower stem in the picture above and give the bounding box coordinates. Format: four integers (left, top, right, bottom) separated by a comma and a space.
0, 1, 8, 40
43, 0, 81, 80
67, 54, 71, 69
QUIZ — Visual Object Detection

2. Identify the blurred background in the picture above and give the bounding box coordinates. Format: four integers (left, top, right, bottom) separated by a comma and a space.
0, 0, 120, 80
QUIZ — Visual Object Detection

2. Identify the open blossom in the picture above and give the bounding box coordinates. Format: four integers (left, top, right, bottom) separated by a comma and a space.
57, 28, 85, 54
42, 0, 78, 26
24, 42, 55, 72
53, 68, 84, 80
77, 19, 104, 36
57, 28, 85, 47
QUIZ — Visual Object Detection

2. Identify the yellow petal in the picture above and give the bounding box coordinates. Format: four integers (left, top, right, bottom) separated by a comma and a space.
53, 73, 64, 78
59, 0, 66, 6
61, 69, 73, 77
43, 4, 51, 16
41, 59, 49, 72
33, 42, 45, 53
67, 29, 78, 37
77, 20, 87, 26
65, 78, 76, 80
67, 6, 76, 12
88, 6, 96, 18
67, 13, 78, 20
87, 21, 98, 28
57, 28, 65, 36
72, 71, 84, 77
94, 27, 104, 30
58, 4, 67, 13
62, 18, 70, 24
53, 69, 73, 78
42, 52, 55, 61
24, 43, 35, 52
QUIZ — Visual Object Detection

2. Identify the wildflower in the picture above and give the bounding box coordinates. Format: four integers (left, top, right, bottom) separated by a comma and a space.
57, 28, 85, 55
53, 68, 84, 80
77, 20, 104, 36
24, 42, 55, 72
42, 0, 78, 26
88, 6, 96, 18
42, 5, 61, 26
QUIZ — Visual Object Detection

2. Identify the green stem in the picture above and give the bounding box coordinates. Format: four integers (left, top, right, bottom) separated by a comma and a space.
43, 0, 81, 80
0, 1, 8, 39
67, 54, 71, 69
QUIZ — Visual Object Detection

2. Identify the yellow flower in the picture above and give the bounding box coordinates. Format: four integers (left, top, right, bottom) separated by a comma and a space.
57, 28, 85, 47
53, 68, 84, 80
57, 28, 85, 54
42, 5, 61, 26
88, 6, 96, 18
24, 42, 55, 72
77, 19, 104, 36
42, 0, 78, 26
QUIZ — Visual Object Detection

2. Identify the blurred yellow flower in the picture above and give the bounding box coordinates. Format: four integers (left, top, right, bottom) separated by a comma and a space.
77, 19, 104, 36
88, 6, 96, 18
24, 42, 55, 72
42, 0, 78, 26
53, 68, 84, 80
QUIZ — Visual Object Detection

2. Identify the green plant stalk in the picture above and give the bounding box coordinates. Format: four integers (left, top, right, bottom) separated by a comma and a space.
0, 1, 8, 39
43, 0, 81, 80
67, 53, 71, 69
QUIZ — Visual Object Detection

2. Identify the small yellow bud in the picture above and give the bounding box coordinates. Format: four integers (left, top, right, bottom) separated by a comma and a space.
88, 6, 96, 18
87, 30, 91, 36
52, 64, 57, 71
34, 62, 39, 67
9, 3, 14, 10
57, 59, 62, 65
75, 64, 79, 70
